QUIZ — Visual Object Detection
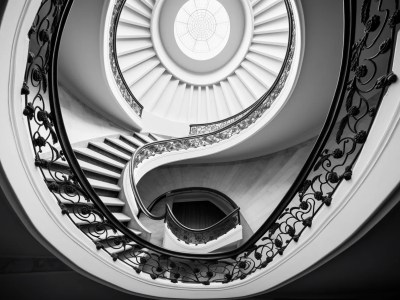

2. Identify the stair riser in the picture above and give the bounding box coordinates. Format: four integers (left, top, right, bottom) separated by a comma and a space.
120, 136, 140, 149
43, 164, 118, 185
133, 133, 150, 144
104, 140, 134, 157
94, 188, 120, 198
64, 205, 123, 215
84, 170, 119, 185
74, 152, 124, 174
88, 144, 129, 164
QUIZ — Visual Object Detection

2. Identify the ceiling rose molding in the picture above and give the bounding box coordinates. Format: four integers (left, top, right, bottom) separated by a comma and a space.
174, 0, 231, 61
152, 0, 253, 86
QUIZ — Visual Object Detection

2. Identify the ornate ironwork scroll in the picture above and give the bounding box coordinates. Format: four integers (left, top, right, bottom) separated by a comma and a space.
23, 0, 399, 286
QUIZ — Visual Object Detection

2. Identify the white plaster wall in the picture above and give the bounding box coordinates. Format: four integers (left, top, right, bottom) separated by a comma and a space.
59, 85, 130, 144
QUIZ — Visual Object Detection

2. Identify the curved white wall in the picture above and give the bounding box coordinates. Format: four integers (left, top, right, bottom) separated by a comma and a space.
58, 0, 142, 131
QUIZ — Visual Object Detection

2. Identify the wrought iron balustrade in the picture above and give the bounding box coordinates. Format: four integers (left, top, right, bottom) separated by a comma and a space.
22, 0, 399, 285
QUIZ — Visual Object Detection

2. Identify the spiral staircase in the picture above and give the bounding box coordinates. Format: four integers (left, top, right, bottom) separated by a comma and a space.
1, 0, 400, 299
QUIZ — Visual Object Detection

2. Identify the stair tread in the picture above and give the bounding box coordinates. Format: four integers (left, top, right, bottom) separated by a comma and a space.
135, 133, 154, 144
90, 142, 131, 161
74, 148, 126, 169
42, 169, 119, 191
53, 158, 121, 179
141, 0, 154, 9
105, 243, 137, 255
148, 133, 163, 141
85, 228, 141, 242
59, 194, 125, 206
106, 138, 137, 154
125, 0, 151, 19
69, 212, 131, 226
122, 135, 145, 147
42, 170, 121, 191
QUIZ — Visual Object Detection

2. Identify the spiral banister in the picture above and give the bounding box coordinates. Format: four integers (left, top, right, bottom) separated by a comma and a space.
22, 0, 399, 285
165, 206, 241, 245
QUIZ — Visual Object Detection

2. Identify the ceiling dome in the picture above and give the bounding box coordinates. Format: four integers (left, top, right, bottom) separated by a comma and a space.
114, 0, 293, 125
174, 0, 231, 61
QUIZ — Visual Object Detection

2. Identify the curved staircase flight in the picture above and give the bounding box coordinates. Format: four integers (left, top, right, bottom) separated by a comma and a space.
115, 0, 290, 123
42, 132, 160, 251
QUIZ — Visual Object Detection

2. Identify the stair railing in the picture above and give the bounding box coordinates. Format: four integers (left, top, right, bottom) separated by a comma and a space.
165, 205, 241, 245
142, 187, 240, 217
141, 187, 241, 245
23, 0, 399, 285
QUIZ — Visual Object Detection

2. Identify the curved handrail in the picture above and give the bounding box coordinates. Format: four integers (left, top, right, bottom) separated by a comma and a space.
23, 0, 399, 285
188, 0, 293, 136
141, 187, 239, 218
165, 205, 240, 245
166, 206, 240, 233
108, 0, 143, 116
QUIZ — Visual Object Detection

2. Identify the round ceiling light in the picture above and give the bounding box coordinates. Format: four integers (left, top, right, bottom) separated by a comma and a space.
174, 0, 230, 61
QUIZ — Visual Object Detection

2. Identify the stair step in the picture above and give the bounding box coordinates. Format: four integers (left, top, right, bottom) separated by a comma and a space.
74, 148, 125, 170
245, 52, 281, 76
121, 135, 145, 148
104, 242, 137, 255
227, 75, 255, 108
125, 0, 151, 19
105, 138, 137, 154
69, 212, 131, 226
148, 133, 164, 141
141, 0, 154, 9
85, 228, 141, 242
59, 194, 125, 207
124, 57, 160, 87
131, 66, 165, 99
254, 0, 283, 17
220, 80, 243, 114
87, 178, 121, 192
134, 132, 154, 144
118, 49, 156, 73
140, 73, 173, 110
241, 60, 274, 89
235, 68, 266, 99
116, 39, 153, 57
253, 32, 288, 47
165, 83, 187, 120
119, 17, 150, 29
89, 142, 131, 161
255, 12, 288, 28
53, 158, 121, 180
249, 44, 286, 62
44, 171, 121, 192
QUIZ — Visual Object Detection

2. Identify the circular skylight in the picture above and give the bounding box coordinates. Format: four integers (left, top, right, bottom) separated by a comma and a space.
174, 0, 230, 61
